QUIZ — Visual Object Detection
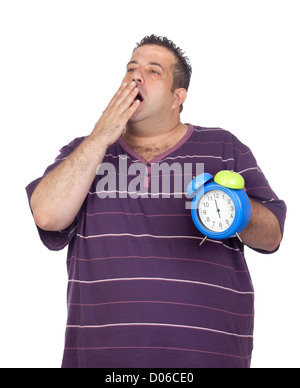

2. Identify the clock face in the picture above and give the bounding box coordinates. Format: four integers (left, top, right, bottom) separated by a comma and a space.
198, 189, 236, 232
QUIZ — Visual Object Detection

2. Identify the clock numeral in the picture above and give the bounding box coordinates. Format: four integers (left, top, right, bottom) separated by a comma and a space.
198, 190, 236, 233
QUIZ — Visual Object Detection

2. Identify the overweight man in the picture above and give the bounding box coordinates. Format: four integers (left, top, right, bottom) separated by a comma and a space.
26, 35, 286, 368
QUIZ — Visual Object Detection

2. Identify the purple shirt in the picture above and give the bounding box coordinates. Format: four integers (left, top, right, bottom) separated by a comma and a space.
26, 124, 286, 368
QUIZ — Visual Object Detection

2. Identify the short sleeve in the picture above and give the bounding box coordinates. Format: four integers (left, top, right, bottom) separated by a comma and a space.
233, 135, 287, 254
25, 136, 86, 251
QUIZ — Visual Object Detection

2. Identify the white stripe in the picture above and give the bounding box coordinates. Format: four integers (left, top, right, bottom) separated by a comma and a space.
77, 232, 201, 240
69, 276, 254, 295
76, 232, 241, 252
68, 224, 78, 237
262, 198, 275, 204
66, 322, 253, 338
105, 153, 139, 162
161, 154, 234, 163
193, 127, 224, 132
105, 152, 233, 163
89, 190, 186, 197
238, 167, 262, 174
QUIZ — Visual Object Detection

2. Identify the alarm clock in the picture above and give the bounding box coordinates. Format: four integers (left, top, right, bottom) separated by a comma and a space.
187, 170, 251, 245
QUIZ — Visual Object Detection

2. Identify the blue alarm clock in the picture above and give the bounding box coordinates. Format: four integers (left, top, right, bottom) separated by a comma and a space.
187, 170, 251, 245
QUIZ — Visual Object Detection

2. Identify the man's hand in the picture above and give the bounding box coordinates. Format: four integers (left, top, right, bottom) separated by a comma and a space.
240, 197, 282, 252
91, 81, 140, 146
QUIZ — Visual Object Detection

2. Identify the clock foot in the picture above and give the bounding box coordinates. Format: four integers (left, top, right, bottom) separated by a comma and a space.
199, 236, 208, 246
236, 232, 243, 243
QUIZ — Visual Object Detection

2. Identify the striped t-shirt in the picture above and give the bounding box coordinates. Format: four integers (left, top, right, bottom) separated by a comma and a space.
26, 124, 286, 368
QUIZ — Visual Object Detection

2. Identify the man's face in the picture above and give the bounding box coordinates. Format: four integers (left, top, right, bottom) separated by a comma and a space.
122, 44, 177, 123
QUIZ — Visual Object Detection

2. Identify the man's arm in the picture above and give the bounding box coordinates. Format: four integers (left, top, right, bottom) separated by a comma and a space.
240, 197, 282, 252
30, 81, 140, 232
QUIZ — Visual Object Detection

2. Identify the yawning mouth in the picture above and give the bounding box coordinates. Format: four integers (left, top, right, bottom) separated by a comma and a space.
134, 92, 144, 102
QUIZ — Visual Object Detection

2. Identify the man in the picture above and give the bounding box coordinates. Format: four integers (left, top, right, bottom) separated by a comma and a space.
26, 35, 286, 368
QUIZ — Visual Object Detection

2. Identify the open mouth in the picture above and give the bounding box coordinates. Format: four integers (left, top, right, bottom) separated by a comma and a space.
134, 92, 144, 102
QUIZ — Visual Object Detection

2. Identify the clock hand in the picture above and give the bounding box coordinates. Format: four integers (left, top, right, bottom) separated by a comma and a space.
215, 199, 221, 219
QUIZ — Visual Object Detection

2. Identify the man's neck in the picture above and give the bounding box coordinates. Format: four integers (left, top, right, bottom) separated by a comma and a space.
123, 117, 186, 147
121, 119, 188, 163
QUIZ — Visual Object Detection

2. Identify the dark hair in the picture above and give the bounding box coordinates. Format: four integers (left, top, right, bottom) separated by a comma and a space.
133, 35, 192, 112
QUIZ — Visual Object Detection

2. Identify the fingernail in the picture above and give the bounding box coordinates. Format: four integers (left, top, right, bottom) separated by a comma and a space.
130, 81, 136, 86
122, 82, 127, 87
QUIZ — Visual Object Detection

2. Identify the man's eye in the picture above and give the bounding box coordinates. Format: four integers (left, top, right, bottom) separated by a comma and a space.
127, 68, 136, 73
150, 70, 159, 75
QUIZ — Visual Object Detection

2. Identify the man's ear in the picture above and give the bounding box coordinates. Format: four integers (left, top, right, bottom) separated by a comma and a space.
171, 88, 187, 110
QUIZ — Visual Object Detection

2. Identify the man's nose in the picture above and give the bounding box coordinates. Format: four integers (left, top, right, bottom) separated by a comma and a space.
131, 69, 144, 84
133, 77, 142, 84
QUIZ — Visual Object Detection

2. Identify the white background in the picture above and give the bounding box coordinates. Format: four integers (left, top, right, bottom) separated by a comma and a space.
0, 0, 299, 368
